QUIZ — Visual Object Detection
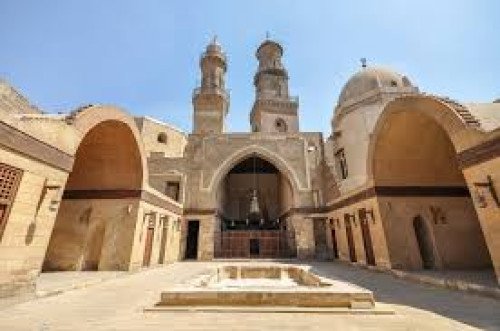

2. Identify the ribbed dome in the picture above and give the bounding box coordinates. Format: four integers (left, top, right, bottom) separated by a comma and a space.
338, 66, 414, 105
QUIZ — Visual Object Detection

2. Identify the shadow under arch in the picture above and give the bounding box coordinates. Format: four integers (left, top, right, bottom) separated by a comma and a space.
208, 145, 305, 206
70, 105, 149, 187
366, 95, 483, 182
43, 106, 147, 272
213, 149, 298, 259
366, 94, 492, 271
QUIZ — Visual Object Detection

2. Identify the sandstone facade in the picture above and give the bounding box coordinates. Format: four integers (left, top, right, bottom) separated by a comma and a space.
0, 38, 499, 298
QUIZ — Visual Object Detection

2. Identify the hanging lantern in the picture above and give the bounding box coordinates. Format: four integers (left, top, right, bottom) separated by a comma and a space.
249, 189, 261, 215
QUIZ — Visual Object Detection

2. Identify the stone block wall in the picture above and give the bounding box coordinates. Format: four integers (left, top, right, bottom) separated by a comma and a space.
463, 156, 500, 283
327, 196, 391, 269
44, 198, 140, 271
0, 147, 68, 298
377, 196, 491, 270
128, 199, 183, 270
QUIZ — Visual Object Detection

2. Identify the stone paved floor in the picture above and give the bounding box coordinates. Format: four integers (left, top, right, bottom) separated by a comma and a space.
37, 271, 126, 296
408, 269, 498, 287
0, 261, 499, 331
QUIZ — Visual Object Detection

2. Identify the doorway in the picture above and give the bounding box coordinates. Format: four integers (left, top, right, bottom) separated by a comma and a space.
331, 228, 339, 259
359, 209, 375, 266
249, 238, 260, 256
185, 220, 200, 260
413, 215, 435, 269
142, 216, 155, 267
344, 214, 357, 262
313, 218, 328, 260
81, 223, 105, 270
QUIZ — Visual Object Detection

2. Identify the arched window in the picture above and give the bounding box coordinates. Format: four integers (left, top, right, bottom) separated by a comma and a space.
275, 118, 287, 133
157, 132, 168, 144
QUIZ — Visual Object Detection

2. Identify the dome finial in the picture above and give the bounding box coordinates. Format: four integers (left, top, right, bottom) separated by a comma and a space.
360, 57, 367, 68
266, 31, 270, 40
211, 34, 218, 45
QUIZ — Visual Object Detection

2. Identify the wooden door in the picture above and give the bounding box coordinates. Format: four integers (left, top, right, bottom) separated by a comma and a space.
331, 228, 339, 259
185, 220, 199, 260
143, 226, 154, 267
313, 218, 328, 260
359, 209, 375, 266
344, 214, 357, 262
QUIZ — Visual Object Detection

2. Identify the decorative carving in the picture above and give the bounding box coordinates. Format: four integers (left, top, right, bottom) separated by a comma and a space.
429, 206, 447, 225
473, 175, 499, 208
79, 208, 92, 226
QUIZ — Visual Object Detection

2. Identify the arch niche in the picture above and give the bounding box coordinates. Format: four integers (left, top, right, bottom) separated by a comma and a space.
213, 150, 298, 258
369, 96, 492, 271
43, 106, 146, 272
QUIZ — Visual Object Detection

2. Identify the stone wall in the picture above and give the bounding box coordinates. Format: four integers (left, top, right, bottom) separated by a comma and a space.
0, 146, 68, 297
377, 196, 491, 270
326, 196, 391, 268
128, 200, 182, 270
135, 116, 187, 158
43, 198, 140, 271
463, 154, 500, 283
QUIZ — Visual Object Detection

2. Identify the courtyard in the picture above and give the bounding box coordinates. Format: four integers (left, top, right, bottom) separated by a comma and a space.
0, 261, 499, 331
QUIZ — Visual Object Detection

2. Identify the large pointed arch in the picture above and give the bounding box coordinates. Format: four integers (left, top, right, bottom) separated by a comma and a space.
43, 105, 148, 272
367, 95, 483, 182
69, 105, 148, 187
366, 94, 493, 273
207, 144, 305, 205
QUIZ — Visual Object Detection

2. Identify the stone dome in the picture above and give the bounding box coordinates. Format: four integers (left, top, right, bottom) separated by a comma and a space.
338, 66, 414, 105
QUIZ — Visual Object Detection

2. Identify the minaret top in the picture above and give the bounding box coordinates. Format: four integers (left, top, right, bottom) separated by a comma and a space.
256, 38, 284, 58
206, 35, 223, 54
192, 38, 230, 134
250, 37, 299, 133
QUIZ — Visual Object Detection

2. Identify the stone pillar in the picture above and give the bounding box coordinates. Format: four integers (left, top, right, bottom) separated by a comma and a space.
198, 215, 215, 261
213, 215, 222, 258
291, 215, 315, 259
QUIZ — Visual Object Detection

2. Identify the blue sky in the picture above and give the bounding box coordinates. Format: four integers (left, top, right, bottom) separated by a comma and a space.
1, 1, 498, 134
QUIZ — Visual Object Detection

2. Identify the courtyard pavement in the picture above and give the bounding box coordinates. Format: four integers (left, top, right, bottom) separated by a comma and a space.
0, 261, 499, 330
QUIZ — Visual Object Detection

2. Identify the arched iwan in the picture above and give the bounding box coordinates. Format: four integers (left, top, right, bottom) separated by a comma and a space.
206, 144, 308, 198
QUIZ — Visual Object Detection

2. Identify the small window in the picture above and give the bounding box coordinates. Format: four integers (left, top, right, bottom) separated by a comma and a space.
390, 80, 398, 87
165, 181, 180, 201
157, 133, 167, 144
0, 163, 23, 240
335, 148, 348, 180
275, 118, 287, 133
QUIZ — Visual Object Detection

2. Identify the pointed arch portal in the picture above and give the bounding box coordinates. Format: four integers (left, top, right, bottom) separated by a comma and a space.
214, 154, 295, 258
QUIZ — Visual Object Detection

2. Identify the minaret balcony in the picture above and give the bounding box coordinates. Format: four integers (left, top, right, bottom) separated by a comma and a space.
255, 94, 299, 104
193, 86, 230, 102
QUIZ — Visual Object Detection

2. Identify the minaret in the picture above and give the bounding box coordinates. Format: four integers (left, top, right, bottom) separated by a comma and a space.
192, 37, 229, 134
250, 38, 299, 133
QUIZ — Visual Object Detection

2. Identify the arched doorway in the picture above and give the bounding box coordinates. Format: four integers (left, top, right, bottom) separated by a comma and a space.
371, 102, 492, 271
214, 155, 295, 258
43, 119, 143, 271
413, 215, 435, 269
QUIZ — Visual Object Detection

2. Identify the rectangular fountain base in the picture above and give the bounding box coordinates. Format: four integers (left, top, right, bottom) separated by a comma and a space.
155, 264, 375, 310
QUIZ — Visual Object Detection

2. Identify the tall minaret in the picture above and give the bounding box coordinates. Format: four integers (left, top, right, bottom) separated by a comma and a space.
250, 38, 299, 133
192, 37, 229, 134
